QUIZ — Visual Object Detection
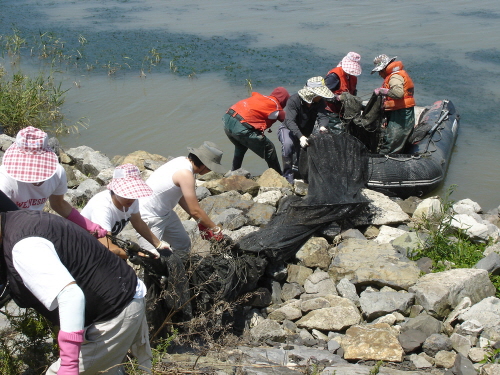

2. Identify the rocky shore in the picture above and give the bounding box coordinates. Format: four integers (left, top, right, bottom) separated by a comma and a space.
1, 134, 500, 375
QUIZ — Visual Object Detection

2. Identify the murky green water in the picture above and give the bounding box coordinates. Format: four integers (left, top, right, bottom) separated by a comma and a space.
1, 0, 499, 209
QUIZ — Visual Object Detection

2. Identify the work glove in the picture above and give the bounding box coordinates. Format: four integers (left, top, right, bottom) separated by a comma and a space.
319, 126, 328, 133
374, 87, 390, 96
153, 240, 171, 257
333, 94, 342, 102
198, 223, 224, 242
58, 329, 85, 375
299, 136, 309, 148
66, 208, 108, 238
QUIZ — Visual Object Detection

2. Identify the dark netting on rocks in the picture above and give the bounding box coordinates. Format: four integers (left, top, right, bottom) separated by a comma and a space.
140, 246, 268, 335
237, 131, 370, 263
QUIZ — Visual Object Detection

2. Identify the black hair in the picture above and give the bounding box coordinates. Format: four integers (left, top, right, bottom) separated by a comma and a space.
187, 153, 204, 168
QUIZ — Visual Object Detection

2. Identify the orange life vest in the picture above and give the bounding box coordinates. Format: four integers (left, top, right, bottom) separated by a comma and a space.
229, 92, 282, 131
325, 66, 357, 113
382, 61, 415, 111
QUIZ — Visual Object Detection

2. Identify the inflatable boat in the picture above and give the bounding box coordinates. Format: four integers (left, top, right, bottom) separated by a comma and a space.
365, 99, 459, 198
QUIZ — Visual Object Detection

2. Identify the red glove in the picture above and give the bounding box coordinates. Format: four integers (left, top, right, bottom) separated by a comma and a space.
198, 223, 224, 241
66, 208, 108, 238
58, 329, 84, 375
374, 87, 390, 96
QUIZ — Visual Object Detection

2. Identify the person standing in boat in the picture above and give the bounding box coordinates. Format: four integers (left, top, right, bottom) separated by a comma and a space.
324, 52, 362, 129
223, 87, 290, 174
372, 54, 416, 154
0, 126, 108, 238
278, 76, 334, 184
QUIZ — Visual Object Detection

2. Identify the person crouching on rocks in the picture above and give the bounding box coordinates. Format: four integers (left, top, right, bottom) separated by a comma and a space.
0, 190, 153, 374
0, 126, 108, 238
81, 163, 169, 259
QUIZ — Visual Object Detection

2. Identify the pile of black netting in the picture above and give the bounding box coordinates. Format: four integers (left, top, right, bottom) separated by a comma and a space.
237, 131, 370, 263
140, 131, 371, 333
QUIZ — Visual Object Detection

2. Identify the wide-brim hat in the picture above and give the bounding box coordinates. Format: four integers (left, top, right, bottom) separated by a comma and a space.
339, 52, 362, 76
107, 163, 153, 199
2, 126, 58, 183
371, 54, 397, 74
298, 76, 334, 104
187, 141, 225, 174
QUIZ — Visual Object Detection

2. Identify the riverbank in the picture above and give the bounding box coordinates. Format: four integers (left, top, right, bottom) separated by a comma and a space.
0, 134, 499, 375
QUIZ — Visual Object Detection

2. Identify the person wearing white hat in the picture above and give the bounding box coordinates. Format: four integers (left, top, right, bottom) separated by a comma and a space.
278, 77, 334, 184
81, 164, 170, 259
138, 142, 226, 253
324, 52, 362, 128
0, 126, 107, 238
372, 54, 416, 154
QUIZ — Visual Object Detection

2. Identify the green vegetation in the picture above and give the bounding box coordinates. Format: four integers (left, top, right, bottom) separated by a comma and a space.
0, 307, 57, 374
411, 186, 499, 297
0, 69, 70, 136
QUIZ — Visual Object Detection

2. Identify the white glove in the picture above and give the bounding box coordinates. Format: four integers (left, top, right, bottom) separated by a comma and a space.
148, 248, 161, 259
300, 136, 309, 148
319, 126, 327, 133
151, 240, 172, 258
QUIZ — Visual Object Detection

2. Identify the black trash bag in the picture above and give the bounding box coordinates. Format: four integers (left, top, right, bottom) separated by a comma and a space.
237, 131, 370, 263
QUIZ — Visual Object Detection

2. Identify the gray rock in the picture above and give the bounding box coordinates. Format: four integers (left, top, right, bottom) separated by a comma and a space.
246, 203, 275, 226
296, 296, 361, 331
458, 296, 500, 330
224, 168, 251, 178
352, 189, 411, 226
401, 314, 443, 338
336, 277, 360, 306
212, 208, 247, 230
281, 283, 304, 302
392, 231, 428, 258
450, 333, 473, 357
341, 228, 366, 240
66, 145, 114, 177
398, 329, 428, 353
253, 190, 282, 207
329, 238, 421, 290
303, 269, 338, 296
249, 319, 287, 342
195, 186, 211, 201
359, 291, 415, 321
422, 334, 453, 357
450, 353, 476, 375
409, 269, 496, 318
374, 225, 408, 244
475, 252, 500, 275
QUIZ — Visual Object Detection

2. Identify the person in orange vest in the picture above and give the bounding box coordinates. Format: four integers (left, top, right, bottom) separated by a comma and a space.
324, 52, 362, 129
372, 54, 416, 154
223, 87, 290, 174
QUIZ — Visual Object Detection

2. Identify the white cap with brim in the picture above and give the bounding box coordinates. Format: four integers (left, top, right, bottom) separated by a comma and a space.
187, 141, 225, 174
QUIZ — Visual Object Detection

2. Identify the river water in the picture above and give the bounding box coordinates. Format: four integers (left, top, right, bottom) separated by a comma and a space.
1, 0, 499, 210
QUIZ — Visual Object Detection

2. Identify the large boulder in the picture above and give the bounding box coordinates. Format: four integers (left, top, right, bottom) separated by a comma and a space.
329, 238, 421, 290
409, 269, 496, 318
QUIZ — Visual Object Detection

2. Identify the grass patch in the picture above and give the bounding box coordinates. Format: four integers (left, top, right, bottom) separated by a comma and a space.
411, 186, 499, 297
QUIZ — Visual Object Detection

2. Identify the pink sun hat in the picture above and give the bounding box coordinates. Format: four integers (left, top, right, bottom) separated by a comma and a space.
338, 52, 362, 76
2, 126, 59, 183
107, 164, 153, 199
